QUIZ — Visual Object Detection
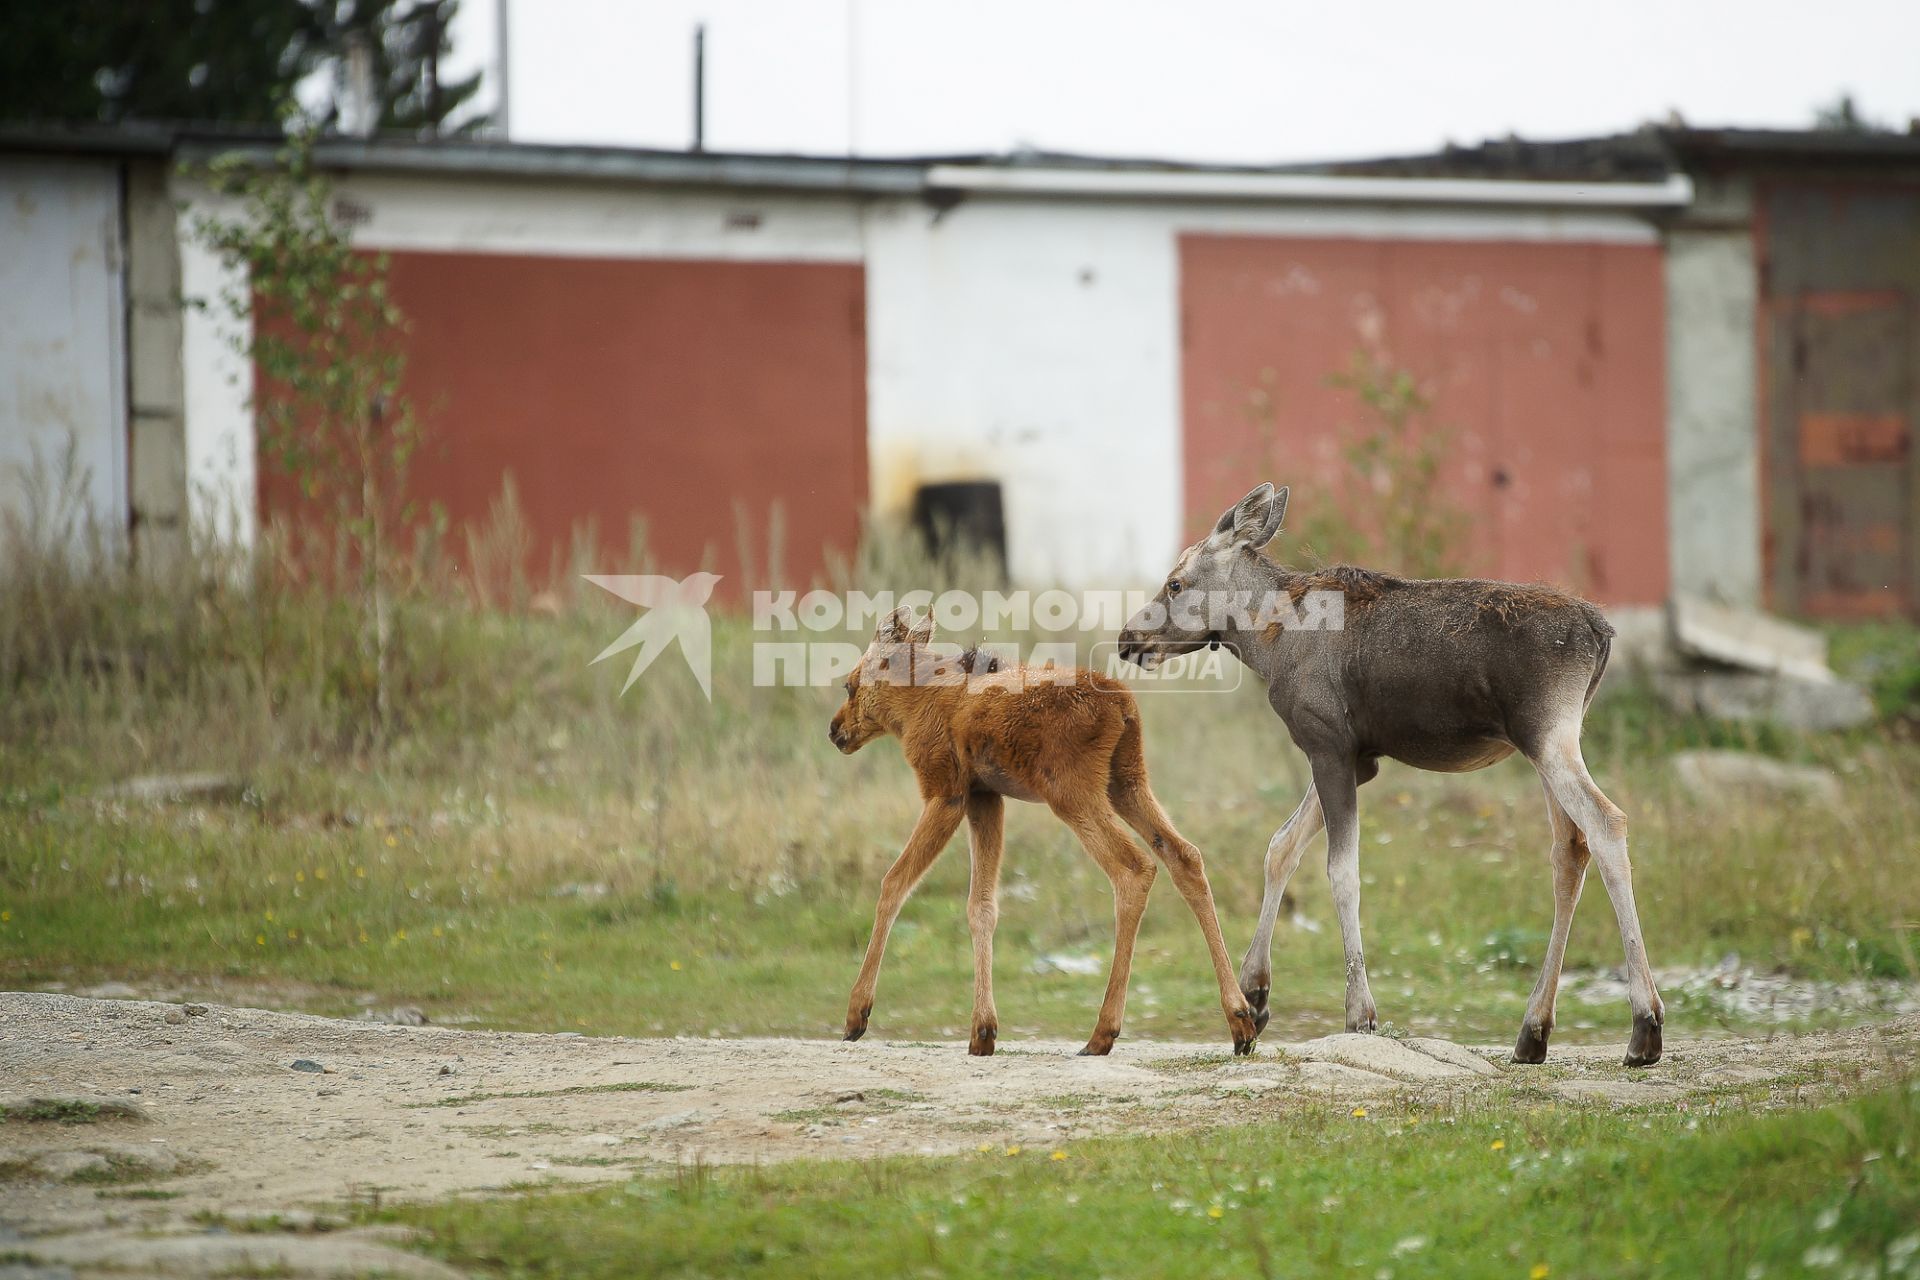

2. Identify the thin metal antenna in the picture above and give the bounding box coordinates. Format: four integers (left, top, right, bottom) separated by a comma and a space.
692, 23, 706, 152
494, 0, 511, 136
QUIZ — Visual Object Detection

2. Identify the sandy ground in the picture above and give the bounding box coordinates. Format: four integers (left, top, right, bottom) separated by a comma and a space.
3, 992, 1916, 1278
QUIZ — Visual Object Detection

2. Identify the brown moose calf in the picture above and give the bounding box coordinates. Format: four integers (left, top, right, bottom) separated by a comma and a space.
828, 606, 1260, 1056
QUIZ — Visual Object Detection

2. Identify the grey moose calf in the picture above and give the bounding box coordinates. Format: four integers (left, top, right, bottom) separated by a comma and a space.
1118, 483, 1663, 1066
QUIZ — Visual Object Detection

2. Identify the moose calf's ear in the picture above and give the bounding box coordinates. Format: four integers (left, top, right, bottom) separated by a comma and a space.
1214, 482, 1286, 549
876, 605, 916, 643
907, 610, 936, 647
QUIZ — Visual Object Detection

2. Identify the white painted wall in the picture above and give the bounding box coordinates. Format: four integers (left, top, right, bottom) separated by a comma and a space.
329, 172, 869, 261
863, 190, 1662, 587
174, 179, 257, 546
0, 157, 126, 545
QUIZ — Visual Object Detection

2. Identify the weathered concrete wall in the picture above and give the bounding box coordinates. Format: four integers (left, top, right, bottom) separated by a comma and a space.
126, 160, 188, 574
1664, 177, 1761, 607
0, 156, 127, 542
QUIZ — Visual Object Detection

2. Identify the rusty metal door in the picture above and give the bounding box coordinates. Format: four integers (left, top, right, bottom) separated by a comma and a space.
1762, 183, 1920, 618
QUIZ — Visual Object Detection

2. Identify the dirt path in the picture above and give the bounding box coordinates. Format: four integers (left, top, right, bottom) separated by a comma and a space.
3, 992, 1916, 1278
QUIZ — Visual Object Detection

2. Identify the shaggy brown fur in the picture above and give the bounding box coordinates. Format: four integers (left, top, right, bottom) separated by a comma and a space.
829, 607, 1260, 1057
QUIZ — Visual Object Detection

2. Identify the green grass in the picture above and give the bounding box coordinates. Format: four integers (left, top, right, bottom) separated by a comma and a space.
4, 521, 1919, 1274
3, 699, 1914, 1049
384, 1080, 1920, 1280
0, 1097, 141, 1125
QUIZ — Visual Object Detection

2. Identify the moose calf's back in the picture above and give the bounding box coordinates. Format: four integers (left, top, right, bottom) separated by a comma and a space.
1280, 572, 1615, 770
908, 663, 1141, 808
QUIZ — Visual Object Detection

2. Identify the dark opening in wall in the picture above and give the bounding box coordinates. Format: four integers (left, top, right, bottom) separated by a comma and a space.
911, 481, 1007, 580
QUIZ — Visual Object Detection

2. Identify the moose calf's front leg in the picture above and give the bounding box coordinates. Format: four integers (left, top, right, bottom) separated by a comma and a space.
1236, 785, 1323, 1032
1315, 765, 1377, 1033
844, 798, 965, 1042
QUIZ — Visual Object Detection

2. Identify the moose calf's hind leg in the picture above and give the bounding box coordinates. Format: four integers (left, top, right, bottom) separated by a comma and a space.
1512, 783, 1590, 1065
1538, 734, 1664, 1067
1064, 810, 1157, 1056
965, 793, 1005, 1056
1114, 784, 1261, 1054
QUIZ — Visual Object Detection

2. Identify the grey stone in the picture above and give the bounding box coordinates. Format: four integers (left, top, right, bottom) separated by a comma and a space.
1286, 1034, 1486, 1082
0, 1263, 76, 1280
1671, 749, 1843, 806
95, 773, 248, 805
1669, 594, 1832, 682
1653, 671, 1874, 732
32, 1151, 111, 1180
1403, 1037, 1503, 1076
290, 1059, 324, 1073
1549, 1078, 1686, 1106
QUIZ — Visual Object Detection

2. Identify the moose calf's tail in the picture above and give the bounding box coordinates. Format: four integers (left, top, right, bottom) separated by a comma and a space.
1581, 602, 1615, 710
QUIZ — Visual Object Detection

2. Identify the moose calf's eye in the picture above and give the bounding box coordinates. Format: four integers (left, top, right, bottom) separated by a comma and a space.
1166, 581, 1183, 597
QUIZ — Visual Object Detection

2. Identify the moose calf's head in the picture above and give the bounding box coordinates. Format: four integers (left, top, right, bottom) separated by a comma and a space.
1119, 482, 1289, 670
829, 605, 936, 754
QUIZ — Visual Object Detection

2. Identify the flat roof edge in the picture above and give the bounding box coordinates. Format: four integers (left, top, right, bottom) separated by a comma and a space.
925, 165, 1695, 209
173, 139, 927, 195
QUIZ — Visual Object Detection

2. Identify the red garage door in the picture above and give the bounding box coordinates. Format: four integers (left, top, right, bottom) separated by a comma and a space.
265, 251, 868, 597
1180, 235, 1667, 603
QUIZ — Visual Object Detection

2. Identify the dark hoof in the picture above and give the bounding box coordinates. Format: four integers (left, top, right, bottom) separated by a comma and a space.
843, 1026, 865, 1042
1252, 1005, 1271, 1036
1229, 1006, 1261, 1056
1078, 1034, 1117, 1056
969, 1025, 997, 1057
1345, 1011, 1378, 1034
1244, 985, 1270, 1015
843, 1002, 872, 1042
1624, 1013, 1663, 1067
1511, 1021, 1550, 1065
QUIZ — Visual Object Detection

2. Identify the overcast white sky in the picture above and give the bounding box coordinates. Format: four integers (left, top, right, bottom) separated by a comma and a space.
446, 1, 1920, 163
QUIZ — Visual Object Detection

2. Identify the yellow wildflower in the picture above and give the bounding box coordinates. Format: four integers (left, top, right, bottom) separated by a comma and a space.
1005, 1145, 1022, 1156
1050, 1150, 1067, 1162
1530, 1266, 1550, 1280
1491, 1139, 1506, 1151
1351, 1107, 1367, 1118
670, 960, 682, 971
1207, 1205, 1224, 1219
